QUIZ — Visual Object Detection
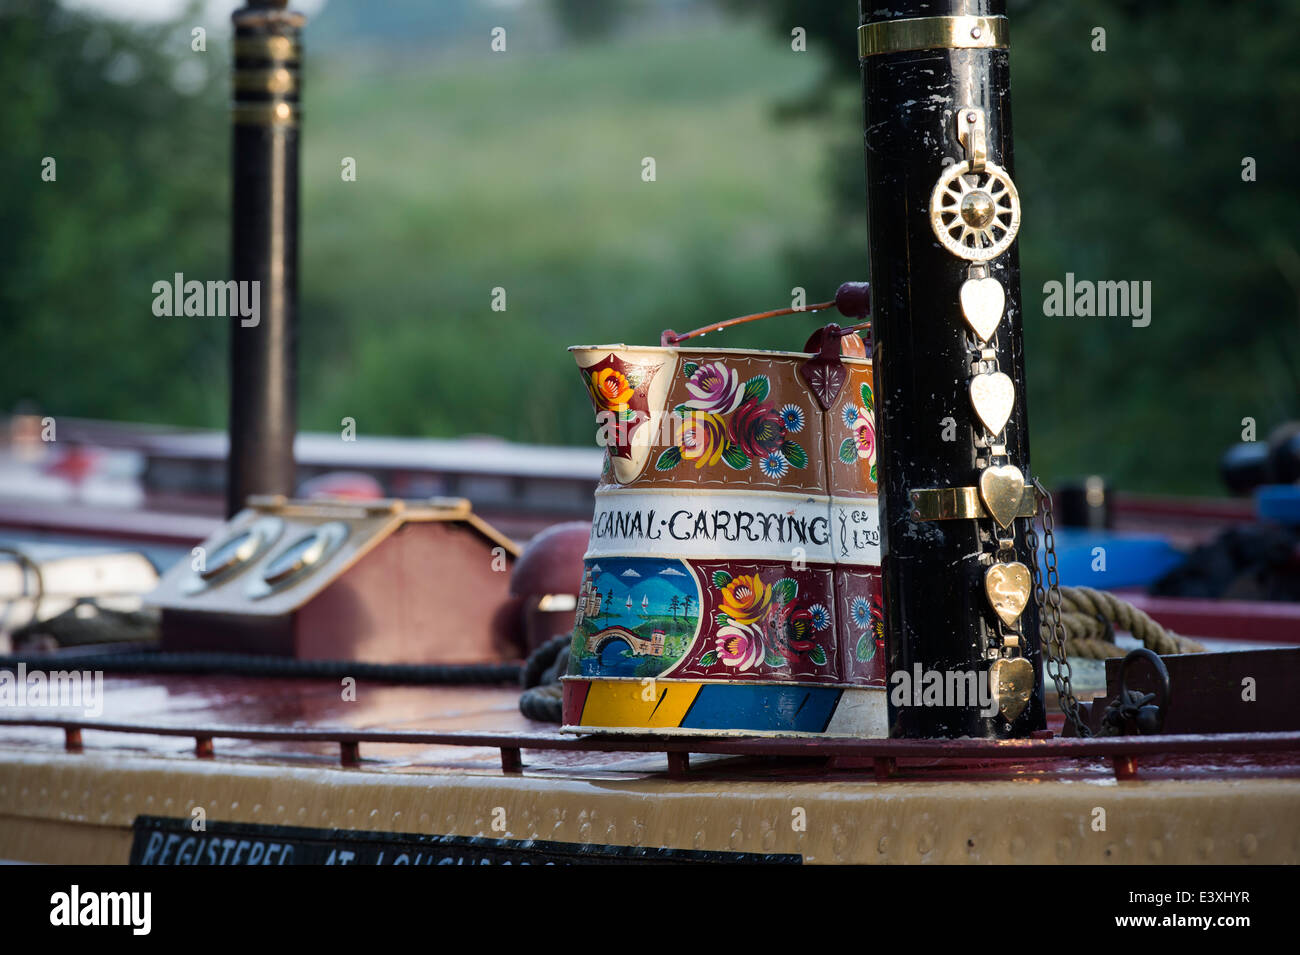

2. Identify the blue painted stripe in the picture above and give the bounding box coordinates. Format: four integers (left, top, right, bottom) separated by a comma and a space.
679, 684, 842, 733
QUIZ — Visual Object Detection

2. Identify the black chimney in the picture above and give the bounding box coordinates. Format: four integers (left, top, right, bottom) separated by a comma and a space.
226, 0, 302, 516
858, 1, 1046, 737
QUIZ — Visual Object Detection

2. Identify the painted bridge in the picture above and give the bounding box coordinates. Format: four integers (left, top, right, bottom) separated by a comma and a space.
587, 627, 664, 657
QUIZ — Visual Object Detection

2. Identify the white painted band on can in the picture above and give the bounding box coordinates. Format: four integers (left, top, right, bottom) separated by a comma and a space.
586, 487, 880, 566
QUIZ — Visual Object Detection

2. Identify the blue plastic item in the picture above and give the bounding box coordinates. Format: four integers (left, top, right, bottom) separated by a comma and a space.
1256, 485, 1300, 526
1040, 528, 1187, 590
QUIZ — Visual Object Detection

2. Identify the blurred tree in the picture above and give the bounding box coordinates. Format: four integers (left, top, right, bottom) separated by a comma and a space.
0, 0, 229, 425
4, 0, 1297, 497
718, 0, 1300, 493
549, 0, 633, 42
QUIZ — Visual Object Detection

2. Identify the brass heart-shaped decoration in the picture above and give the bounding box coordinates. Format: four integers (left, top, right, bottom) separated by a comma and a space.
970, 371, 1015, 436
985, 561, 1031, 627
960, 277, 1006, 343
979, 464, 1025, 529
989, 656, 1034, 723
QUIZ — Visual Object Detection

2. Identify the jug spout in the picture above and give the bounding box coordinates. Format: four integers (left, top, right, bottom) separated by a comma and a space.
572, 346, 675, 487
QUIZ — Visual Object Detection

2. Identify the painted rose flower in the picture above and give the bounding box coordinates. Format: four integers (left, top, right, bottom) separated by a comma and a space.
719, 573, 771, 625
588, 368, 634, 412
678, 411, 728, 469
853, 408, 876, 463
715, 624, 764, 670
766, 604, 817, 660
729, 399, 786, 458
684, 361, 744, 415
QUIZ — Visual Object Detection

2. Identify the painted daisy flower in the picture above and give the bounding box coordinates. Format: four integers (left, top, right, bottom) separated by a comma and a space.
759, 450, 788, 478
779, 403, 805, 434
808, 603, 831, 631
842, 403, 861, 427
851, 595, 872, 630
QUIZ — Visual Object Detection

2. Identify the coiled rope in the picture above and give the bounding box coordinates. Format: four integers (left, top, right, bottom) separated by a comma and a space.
1053, 585, 1205, 659
518, 634, 570, 723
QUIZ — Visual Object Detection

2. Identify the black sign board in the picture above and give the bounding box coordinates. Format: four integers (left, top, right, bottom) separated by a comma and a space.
130, 815, 800, 865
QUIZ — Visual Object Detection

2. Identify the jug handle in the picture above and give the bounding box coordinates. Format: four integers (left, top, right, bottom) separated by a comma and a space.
661, 282, 869, 347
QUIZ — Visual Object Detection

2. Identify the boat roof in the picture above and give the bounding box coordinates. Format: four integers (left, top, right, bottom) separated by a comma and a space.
2, 671, 1299, 863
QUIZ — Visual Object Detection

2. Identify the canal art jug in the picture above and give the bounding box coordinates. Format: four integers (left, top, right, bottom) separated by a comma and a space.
563, 327, 886, 736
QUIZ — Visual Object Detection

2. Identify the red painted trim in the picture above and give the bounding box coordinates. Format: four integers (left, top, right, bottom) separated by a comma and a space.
1120, 593, 1300, 644
562, 679, 590, 725
1111, 493, 1253, 522
1, 717, 1295, 761
0, 500, 218, 547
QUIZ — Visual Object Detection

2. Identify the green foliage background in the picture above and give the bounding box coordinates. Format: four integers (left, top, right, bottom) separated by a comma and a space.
2, 0, 1297, 495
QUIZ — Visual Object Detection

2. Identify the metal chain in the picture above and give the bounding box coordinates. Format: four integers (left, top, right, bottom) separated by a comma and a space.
1027, 478, 1091, 737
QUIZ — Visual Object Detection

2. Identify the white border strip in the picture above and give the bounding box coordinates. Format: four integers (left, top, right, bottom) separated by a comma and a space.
587, 488, 879, 566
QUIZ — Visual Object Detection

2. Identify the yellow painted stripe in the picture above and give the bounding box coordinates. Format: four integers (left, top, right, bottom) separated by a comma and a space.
580, 681, 702, 728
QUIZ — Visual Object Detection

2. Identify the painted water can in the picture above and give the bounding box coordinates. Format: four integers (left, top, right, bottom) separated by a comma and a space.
562, 330, 886, 737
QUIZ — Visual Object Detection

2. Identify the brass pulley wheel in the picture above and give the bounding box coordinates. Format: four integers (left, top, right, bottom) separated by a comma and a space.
929, 159, 1021, 261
